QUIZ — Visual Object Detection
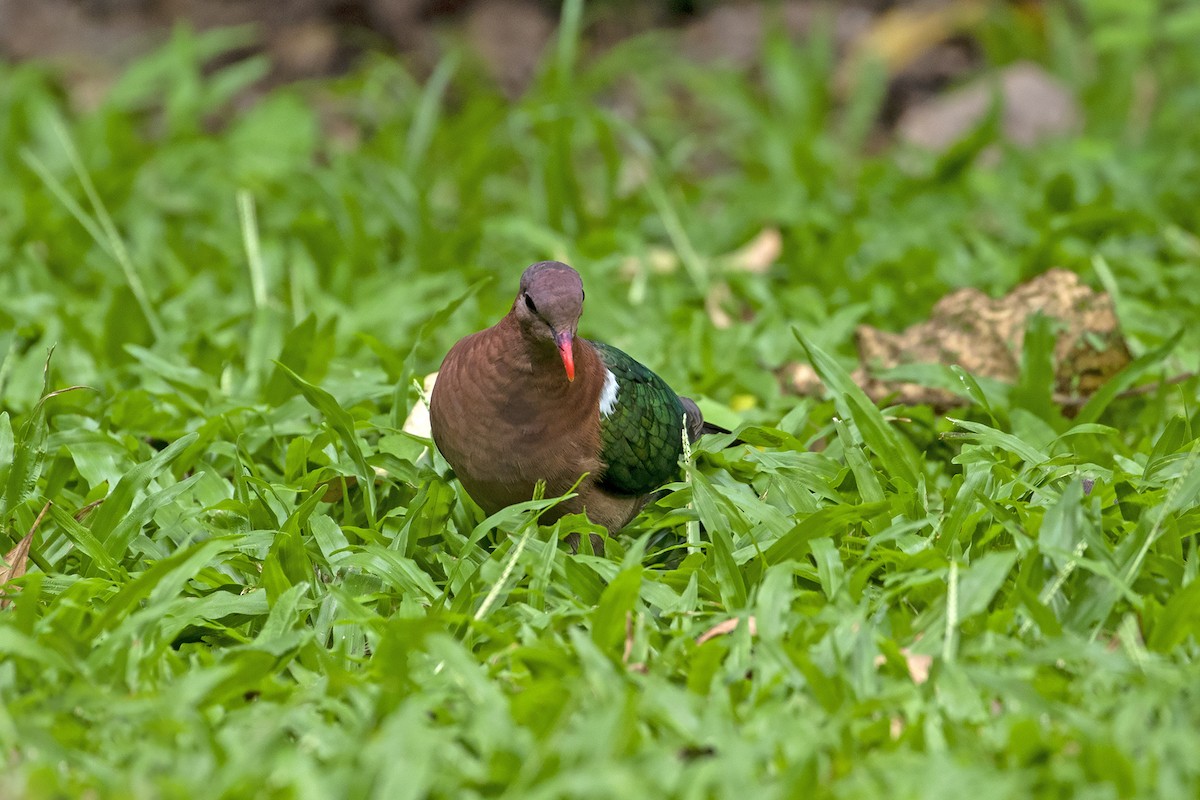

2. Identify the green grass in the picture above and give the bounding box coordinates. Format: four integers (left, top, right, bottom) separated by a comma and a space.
3, 2, 1200, 797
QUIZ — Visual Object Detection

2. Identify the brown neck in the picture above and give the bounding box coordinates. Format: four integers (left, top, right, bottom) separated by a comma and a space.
488, 314, 604, 417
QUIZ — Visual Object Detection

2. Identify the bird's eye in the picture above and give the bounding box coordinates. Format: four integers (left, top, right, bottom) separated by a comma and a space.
524, 294, 538, 314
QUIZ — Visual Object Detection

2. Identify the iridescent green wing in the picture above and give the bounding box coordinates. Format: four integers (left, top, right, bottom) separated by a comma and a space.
589, 340, 688, 496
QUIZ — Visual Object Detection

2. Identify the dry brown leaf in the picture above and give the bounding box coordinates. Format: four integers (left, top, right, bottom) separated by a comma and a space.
782, 362, 824, 396
902, 649, 932, 684
74, 497, 106, 521
725, 228, 782, 274
1, 501, 49, 610
872, 646, 932, 685
619, 248, 681, 292
705, 282, 734, 330
319, 476, 354, 504
696, 616, 757, 645
0, 531, 33, 609
849, 0, 987, 76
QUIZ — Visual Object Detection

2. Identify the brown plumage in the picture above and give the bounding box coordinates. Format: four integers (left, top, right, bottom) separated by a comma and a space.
430, 261, 716, 534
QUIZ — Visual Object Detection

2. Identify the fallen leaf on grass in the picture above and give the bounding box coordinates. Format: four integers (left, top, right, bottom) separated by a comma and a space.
1, 501, 50, 609
319, 475, 357, 504
902, 650, 932, 684
704, 228, 784, 329
705, 282, 735, 330
726, 228, 782, 274
0, 532, 33, 609
848, 0, 987, 77
873, 647, 932, 685
619, 247, 680, 280
697, 616, 757, 645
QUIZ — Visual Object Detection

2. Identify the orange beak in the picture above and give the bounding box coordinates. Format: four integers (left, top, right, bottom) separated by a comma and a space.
555, 331, 575, 382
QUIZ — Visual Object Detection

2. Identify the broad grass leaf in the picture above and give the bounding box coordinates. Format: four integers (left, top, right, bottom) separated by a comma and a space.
764, 502, 889, 565
1074, 332, 1182, 425
275, 363, 376, 526
393, 479, 456, 558
1038, 479, 1086, 568
48, 503, 123, 578
197, 651, 283, 708
253, 581, 313, 656
124, 345, 214, 398
1011, 313, 1060, 426
265, 313, 338, 405
931, 90, 1002, 181
310, 514, 351, 568
1083, 446, 1200, 634
0, 413, 13, 509
1068, 448, 1200, 633
461, 494, 573, 550
263, 526, 311, 606
2, 403, 47, 522
229, 93, 317, 183
1145, 416, 1189, 479
89, 433, 199, 559
936, 468, 988, 551
1013, 582, 1063, 637
591, 565, 642, 653
563, 557, 605, 606
1147, 576, 1200, 652
945, 419, 1049, 467
690, 471, 748, 609
0, 627, 74, 672
955, 550, 1017, 619
405, 53, 458, 170
794, 328, 921, 487
835, 418, 884, 503
809, 537, 843, 598
950, 365, 1005, 425
708, 523, 747, 611
88, 537, 235, 638
101, 473, 202, 561
341, 547, 440, 601
686, 635, 727, 695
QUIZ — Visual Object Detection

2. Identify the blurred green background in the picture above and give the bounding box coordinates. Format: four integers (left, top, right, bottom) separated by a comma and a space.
3, 1, 1200, 797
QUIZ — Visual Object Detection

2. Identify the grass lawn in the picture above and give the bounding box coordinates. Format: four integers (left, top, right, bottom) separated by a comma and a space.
3, 2, 1200, 797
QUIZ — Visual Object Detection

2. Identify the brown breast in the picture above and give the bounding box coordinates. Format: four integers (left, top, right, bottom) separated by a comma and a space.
430, 317, 607, 516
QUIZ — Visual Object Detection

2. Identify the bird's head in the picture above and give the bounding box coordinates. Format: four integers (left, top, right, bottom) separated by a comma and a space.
513, 261, 585, 381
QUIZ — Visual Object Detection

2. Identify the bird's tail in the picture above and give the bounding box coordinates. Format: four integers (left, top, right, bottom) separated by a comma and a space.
699, 420, 733, 436
680, 397, 742, 444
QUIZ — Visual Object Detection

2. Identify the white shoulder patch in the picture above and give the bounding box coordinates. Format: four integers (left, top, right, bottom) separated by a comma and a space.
599, 369, 620, 417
